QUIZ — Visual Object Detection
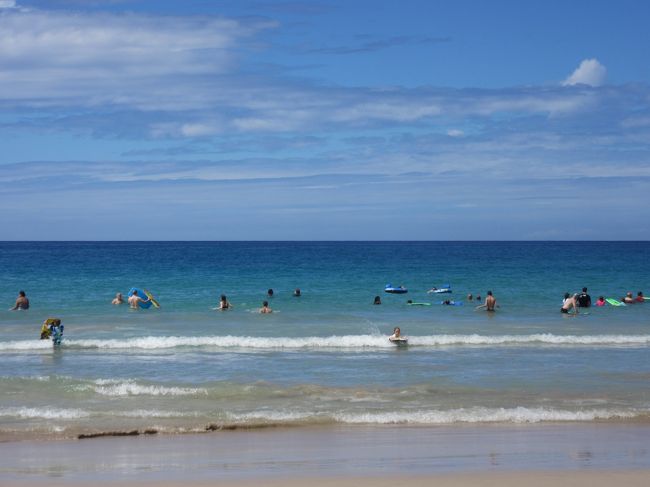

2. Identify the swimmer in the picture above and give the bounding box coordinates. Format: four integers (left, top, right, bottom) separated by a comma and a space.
623, 292, 635, 304
388, 326, 402, 341
595, 296, 606, 307
475, 291, 497, 311
476, 294, 481, 302
111, 292, 124, 305
267, 288, 274, 298
293, 288, 301, 297
467, 294, 473, 301
128, 290, 150, 309
636, 291, 645, 303
10, 291, 29, 310
260, 300, 272, 313
373, 296, 381, 305
561, 294, 578, 315
216, 294, 231, 310
576, 287, 591, 308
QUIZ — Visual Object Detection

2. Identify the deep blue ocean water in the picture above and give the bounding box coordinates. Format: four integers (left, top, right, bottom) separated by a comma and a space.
1, 242, 649, 439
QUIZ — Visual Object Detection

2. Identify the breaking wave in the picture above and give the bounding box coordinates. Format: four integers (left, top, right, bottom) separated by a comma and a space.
1, 334, 649, 352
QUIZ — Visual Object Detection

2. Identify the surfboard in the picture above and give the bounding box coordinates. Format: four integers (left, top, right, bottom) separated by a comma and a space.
128, 287, 153, 309
407, 302, 431, 306
144, 289, 160, 309
605, 298, 625, 307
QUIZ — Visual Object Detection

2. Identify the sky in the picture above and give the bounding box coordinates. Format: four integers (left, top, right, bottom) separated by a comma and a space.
1, 0, 649, 240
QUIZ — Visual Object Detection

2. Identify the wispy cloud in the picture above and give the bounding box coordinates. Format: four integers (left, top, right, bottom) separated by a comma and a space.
0, 7, 275, 109
305, 35, 451, 55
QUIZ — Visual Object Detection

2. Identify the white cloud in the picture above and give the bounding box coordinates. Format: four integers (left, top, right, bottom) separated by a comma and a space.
562, 58, 607, 87
447, 129, 464, 137
0, 9, 274, 108
0, 0, 17, 9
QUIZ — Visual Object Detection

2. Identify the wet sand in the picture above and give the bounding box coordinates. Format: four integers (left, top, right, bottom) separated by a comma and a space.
1, 423, 649, 485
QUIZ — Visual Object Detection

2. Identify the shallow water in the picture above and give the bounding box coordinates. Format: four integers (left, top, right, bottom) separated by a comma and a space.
1, 242, 649, 439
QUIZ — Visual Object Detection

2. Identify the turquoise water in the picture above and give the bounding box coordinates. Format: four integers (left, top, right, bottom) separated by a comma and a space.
1, 242, 649, 439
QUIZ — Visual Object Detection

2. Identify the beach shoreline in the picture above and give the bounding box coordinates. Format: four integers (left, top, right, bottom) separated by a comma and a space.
1, 423, 649, 485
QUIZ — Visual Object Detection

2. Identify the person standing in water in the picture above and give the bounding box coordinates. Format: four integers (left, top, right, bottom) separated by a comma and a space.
576, 287, 591, 308
11, 291, 30, 310
475, 291, 497, 311
112, 293, 124, 305
128, 290, 150, 309
260, 301, 272, 313
216, 294, 232, 310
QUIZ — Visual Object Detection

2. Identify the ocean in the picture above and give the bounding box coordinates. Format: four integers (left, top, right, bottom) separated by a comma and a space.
1, 241, 649, 440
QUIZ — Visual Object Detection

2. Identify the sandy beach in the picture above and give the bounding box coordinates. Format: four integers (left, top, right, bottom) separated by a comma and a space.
1, 423, 649, 486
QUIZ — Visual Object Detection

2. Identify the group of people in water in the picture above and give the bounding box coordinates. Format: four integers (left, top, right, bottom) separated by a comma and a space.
560, 287, 646, 314
9, 284, 646, 347
111, 290, 151, 309
109, 287, 303, 313
374, 290, 499, 311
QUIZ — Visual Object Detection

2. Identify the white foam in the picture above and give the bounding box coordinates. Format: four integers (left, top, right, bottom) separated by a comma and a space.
231, 407, 645, 425
0, 407, 90, 420
118, 409, 195, 418
90, 379, 207, 397
1, 334, 649, 351
333, 407, 643, 424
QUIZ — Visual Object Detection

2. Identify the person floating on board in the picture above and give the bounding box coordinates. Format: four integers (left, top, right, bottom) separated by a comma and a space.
128, 289, 150, 309
40, 318, 64, 345
10, 290, 29, 310
389, 327, 402, 341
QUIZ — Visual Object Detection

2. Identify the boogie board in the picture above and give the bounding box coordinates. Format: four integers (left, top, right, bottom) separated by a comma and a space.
407, 302, 431, 306
605, 298, 625, 307
144, 289, 160, 308
389, 338, 409, 346
440, 301, 463, 306
128, 287, 153, 309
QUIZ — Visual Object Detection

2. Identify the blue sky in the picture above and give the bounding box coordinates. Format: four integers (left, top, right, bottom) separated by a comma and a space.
1, 0, 649, 239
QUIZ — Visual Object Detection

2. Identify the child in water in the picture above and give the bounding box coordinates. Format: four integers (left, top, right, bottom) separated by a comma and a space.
40, 318, 64, 345
389, 327, 403, 341
596, 296, 606, 306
